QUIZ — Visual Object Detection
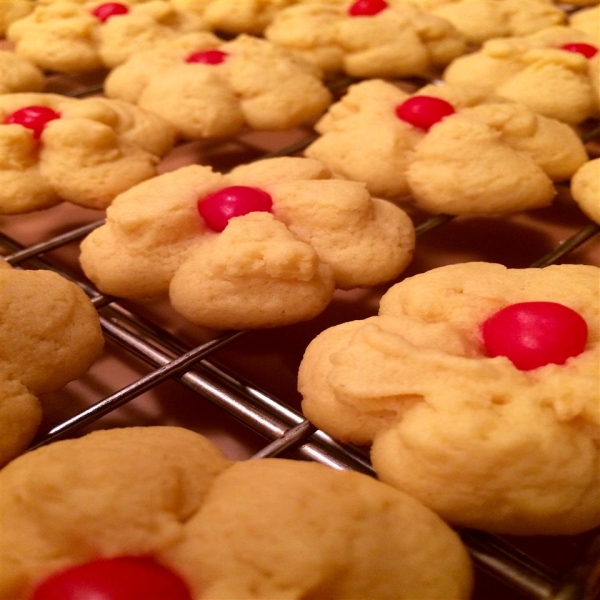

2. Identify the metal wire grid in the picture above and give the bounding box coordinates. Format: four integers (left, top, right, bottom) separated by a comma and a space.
2, 194, 599, 600
2, 7, 600, 596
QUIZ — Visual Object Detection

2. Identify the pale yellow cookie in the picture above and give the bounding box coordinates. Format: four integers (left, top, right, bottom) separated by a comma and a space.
0, 51, 45, 95
0, 93, 175, 213
264, 0, 467, 78
401, 0, 565, 45
444, 26, 600, 124
305, 79, 588, 213
105, 33, 332, 141
0, 0, 33, 35
571, 158, 600, 223
79, 157, 415, 330
0, 426, 473, 600
299, 262, 600, 535
0, 260, 104, 468
6, 0, 208, 74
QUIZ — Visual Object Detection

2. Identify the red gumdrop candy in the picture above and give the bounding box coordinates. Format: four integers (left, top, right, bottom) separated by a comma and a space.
348, 0, 389, 16
395, 95, 456, 131
29, 557, 192, 600
198, 185, 273, 232
481, 301, 588, 371
92, 2, 130, 22
4, 105, 61, 139
559, 42, 598, 58
185, 49, 229, 64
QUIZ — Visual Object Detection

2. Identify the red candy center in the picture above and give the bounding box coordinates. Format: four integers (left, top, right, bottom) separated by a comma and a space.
198, 185, 273, 232
29, 557, 192, 600
92, 2, 130, 22
559, 42, 598, 58
481, 301, 588, 371
185, 49, 229, 65
348, 0, 388, 16
395, 95, 456, 131
4, 105, 61, 139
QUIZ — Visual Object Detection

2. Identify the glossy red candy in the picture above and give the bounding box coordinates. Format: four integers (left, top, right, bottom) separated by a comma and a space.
348, 0, 388, 17
198, 185, 273, 232
4, 105, 61, 139
185, 49, 229, 64
29, 557, 192, 600
91, 2, 130, 22
559, 42, 598, 58
481, 301, 588, 371
395, 96, 456, 131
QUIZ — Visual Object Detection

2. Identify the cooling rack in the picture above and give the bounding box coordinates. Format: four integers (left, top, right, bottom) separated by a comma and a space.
1, 12, 600, 599
2, 133, 599, 600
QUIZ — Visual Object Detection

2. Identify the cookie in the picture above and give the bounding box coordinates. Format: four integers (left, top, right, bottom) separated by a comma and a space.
0, 425, 473, 599
0, 260, 104, 468
0, 51, 45, 95
79, 157, 415, 330
6, 0, 208, 74
571, 158, 600, 224
0, 92, 176, 213
443, 26, 600, 125
305, 79, 588, 214
264, 0, 467, 79
402, 0, 566, 45
104, 32, 332, 141
299, 262, 600, 535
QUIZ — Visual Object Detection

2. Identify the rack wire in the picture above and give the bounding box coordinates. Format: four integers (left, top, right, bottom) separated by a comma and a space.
1, 8, 600, 597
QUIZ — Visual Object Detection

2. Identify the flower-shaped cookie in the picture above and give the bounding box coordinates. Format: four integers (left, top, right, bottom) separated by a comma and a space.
0, 92, 176, 213
299, 262, 600, 535
444, 26, 600, 125
401, 0, 566, 45
6, 0, 208, 74
571, 158, 600, 223
0, 426, 473, 599
264, 0, 467, 79
0, 51, 45, 95
0, 0, 32, 35
304, 79, 589, 214
0, 260, 104, 468
79, 157, 415, 330
104, 32, 333, 141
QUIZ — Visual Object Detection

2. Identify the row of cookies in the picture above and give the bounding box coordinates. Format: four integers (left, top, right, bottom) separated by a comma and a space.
1, 0, 599, 68
0, 0, 597, 106
1, 2, 598, 219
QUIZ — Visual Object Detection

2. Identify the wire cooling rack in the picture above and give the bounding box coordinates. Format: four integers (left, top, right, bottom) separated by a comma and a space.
1, 11, 600, 598
1, 144, 599, 600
